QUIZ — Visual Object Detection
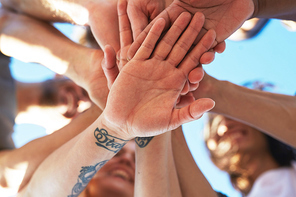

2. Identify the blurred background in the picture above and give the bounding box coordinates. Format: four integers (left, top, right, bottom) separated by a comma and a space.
11, 19, 296, 197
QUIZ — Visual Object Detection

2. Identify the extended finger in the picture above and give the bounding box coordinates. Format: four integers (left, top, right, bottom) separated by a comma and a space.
152, 12, 191, 60
178, 29, 216, 74
166, 13, 205, 67
118, 0, 133, 59
133, 18, 165, 60
126, 1, 149, 40
127, 8, 176, 61
101, 45, 119, 89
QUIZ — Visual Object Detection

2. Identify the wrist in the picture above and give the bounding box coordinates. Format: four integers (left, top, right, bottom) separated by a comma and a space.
97, 113, 132, 141
210, 80, 237, 114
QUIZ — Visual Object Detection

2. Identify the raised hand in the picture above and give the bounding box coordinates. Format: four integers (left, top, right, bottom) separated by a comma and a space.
126, 0, 166, 39
101, 0, 215, 139
128, 0, 255, 57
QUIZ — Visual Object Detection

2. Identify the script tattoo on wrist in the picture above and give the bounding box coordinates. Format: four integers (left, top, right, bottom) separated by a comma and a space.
135, 137, 154, 148
68, 160, 108, 197
94, 128, 128, 153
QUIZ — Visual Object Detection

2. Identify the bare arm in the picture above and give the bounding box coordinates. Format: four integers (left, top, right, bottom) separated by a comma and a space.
0, 9, 109, 108
172, 126, 218, 197
252, 0, 296, 20
194, 73, 296, 147
0, 104, 102, 194
134, 133, 181, 197
0, 0, 120, 51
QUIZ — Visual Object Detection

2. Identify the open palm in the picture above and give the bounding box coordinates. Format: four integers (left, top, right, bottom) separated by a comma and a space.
102, 0, 215, 139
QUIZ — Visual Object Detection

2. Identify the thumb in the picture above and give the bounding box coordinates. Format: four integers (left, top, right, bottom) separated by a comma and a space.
170, 98, 215, 129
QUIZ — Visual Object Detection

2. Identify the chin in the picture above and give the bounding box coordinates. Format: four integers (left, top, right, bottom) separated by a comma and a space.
87, 177, 134, 197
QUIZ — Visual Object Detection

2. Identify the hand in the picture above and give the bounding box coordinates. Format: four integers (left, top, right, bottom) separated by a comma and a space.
126, 0, 166, 39
79, 50, 109, 109
87, 0, 120, 51
101, 0, 215, 139
128, 0, 255, 57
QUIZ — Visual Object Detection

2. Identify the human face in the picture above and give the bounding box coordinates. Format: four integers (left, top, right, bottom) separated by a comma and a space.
206, 115, 269, 155
83, 141, 135, 197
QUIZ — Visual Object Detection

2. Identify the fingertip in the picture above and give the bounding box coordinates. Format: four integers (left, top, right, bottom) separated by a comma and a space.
200, 51, 215, 64
188, 66, 204, 84
194, 12, 205, 22
214, 41, 226, 54
190, 98, 215, 119
117, 0, 127, 15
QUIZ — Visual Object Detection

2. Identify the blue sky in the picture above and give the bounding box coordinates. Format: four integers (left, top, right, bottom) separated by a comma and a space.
10, 19, 296, 197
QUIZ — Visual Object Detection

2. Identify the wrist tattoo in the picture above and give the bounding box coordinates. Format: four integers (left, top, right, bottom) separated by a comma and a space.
94, 128, 128, 153
68, 160, 108, 197
135, 137, 154, 148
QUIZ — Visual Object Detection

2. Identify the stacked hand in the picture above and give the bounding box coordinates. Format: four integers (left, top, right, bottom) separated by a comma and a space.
127, 0, 255, 56
100, 0, 215, 139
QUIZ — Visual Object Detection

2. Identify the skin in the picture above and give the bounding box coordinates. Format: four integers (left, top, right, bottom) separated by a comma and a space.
79, 141, 135, 197
206, 115, 280, 195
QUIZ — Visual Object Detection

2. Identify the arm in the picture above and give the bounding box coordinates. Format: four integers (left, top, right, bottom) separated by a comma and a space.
18, 7, 216, 195
0, 8, 108, 108
171, 126, 218, 197
134, 133, 181, 197
193, 73, 296, 147
127, 0, 296, 60
0, 0, 120, 51
252, 0, 296, 20
0, 104, 102, 194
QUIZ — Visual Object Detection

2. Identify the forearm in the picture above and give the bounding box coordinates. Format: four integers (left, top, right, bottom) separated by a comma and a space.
135, 133, 181, 197
0, 9, 102, 89
207, 79, 296, 147
252, 0, 296, 20
0, 105, 101, 193
0, 0, 89, 24
172, 127, 217, 197
0, 0, 120, 51
18, 114, 129, 197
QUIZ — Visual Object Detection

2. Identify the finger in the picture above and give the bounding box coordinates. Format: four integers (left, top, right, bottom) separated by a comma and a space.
152, 12, 191, 60
189, 82, 199, 92
133, 18, 165, 60
127, 8, 176, 61
180, 80, 190, 95
175, 92, 195, 109
170, 98, 215, 129
213, 41, 226, 53
178, 29, 216, 74
188, 66, 204, 84
126, 1, 149, 40
166, 13, 205, 67
118, 0, 133, 49
200, 51, 215, 65
101, 45, 119, 89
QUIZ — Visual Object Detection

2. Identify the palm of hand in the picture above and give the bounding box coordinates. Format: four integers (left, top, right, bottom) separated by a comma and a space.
167, 0, 254, 43
106, 59, 187, 137
102, 2, 216, 139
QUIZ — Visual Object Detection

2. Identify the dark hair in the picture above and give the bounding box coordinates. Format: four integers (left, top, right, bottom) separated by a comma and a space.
266, 135, 296, 167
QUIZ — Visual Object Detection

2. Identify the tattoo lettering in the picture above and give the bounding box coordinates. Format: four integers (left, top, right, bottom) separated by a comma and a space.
94, 128, 128, 153
68, 160, 108, 197
135, 137, 154, 148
